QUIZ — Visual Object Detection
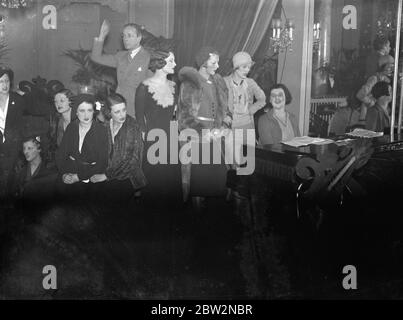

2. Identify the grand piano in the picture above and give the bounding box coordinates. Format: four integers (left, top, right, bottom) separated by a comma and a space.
253, 134, 403, 209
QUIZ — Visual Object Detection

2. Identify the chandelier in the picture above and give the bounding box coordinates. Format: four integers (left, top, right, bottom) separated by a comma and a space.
0, 0, 33, 8
313, 22, 321, 52
270, 18, 294, 53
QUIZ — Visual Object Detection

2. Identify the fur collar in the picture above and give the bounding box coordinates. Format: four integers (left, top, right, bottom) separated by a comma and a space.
143, 78, 175, 108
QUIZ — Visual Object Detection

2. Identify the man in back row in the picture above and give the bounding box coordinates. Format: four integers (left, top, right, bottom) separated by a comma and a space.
91, 20, 150, 118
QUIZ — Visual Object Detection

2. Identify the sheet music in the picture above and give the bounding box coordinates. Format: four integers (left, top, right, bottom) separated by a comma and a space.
281, 136, 334, 147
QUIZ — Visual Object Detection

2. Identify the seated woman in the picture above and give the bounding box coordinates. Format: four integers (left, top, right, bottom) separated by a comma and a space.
89, 93, 146, 202
365, 81, 391, 132
0, 66, 26, 201
13, 135, 57, 206
48, 89, 75, 162
257, 83, 300, 145
55, 94, 108, 200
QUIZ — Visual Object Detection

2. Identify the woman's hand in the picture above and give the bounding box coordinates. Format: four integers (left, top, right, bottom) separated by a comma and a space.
98, 20, 110, 41
62, 173, 79, 184
90, 174, 107, 183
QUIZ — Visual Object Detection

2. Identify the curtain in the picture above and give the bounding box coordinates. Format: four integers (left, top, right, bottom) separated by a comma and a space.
173, 0, 261, 74
241, 0, 278, 56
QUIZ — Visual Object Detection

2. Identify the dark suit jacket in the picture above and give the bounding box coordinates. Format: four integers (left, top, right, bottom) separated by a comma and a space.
0, 92, 26, 196
55, 120, 109, 181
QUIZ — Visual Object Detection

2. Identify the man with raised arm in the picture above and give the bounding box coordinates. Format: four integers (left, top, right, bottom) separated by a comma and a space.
91, 20, 150, 118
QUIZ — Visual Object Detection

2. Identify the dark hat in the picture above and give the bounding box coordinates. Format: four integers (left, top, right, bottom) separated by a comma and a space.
0, 66, 13, 82
194, 46, 219, 69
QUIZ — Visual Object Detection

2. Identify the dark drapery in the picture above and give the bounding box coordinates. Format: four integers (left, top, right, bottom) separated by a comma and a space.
173, 0, 261, 74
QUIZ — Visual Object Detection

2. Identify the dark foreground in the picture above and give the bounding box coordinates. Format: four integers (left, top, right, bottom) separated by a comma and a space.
0, 157, 402, 299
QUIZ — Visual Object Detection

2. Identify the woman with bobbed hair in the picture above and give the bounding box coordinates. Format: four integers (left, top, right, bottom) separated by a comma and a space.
48, 89, 75, 160
135, 49, 181, 202
13, 135, 57, 204
55, 93, 109, 198
0, 66, 26, 200
89, 92, 146, 202
257, 83, 300, 145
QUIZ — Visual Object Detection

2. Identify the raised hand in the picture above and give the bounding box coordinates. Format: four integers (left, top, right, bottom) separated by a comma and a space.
98, 19, 110, 41
90, 174, 107, 183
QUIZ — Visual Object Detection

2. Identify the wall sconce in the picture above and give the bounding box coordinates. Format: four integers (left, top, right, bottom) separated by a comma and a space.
313, 22, 320, 52
270, 18, 295, 53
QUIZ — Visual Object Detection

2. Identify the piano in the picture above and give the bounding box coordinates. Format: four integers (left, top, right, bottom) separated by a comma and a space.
253, 135, 403, 203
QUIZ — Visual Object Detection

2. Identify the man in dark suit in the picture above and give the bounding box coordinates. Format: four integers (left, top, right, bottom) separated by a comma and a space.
0, 67, 26, 200
91, 20, 151, 118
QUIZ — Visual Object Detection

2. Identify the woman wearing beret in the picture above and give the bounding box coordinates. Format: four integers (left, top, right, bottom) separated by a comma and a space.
178, 46, 230, 205
89, 92, 146, 203
257, 83, 300, 145
0, 67, 26, 201
55, 94, 109, 199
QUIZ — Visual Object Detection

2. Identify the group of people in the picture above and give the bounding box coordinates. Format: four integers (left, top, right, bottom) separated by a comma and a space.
330, 36, 396, 135
0, 20, 303, 208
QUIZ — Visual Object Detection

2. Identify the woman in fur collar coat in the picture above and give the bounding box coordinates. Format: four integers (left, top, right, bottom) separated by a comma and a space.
177, 47, 231, 205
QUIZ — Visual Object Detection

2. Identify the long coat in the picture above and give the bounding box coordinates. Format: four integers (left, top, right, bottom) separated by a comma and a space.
0, 92, 26, 198
55, 120, 109, 181
105, 115, 146, 190
177, 66, 229, 134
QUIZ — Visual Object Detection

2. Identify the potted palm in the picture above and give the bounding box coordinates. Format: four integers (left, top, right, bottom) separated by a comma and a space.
63, 47, 115, 95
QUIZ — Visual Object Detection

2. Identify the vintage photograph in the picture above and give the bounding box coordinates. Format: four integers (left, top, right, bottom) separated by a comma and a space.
0, 0, 402, 301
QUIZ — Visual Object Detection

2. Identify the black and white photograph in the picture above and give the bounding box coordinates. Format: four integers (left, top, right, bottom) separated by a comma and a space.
0, 0, 402, 305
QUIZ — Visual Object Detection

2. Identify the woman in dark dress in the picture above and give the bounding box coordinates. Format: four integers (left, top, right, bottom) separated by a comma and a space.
89, 92, 146, 203
135, 50, 181, 202
55, 94, 108, 201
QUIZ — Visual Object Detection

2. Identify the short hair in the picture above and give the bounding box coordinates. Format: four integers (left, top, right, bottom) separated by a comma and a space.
72, 93, 96, 112
22, 135, 41, 149
0, 66, 13, 87
371, 81, 391, 99
269, 83, 292, 105
373, 36, 389, 51
123, 23, 143, 38
148, 50, 171, 72
103, 92, 126, 120
54, 89, 74, 102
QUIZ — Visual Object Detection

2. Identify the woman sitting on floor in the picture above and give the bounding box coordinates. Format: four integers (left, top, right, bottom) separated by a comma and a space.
89, 92, 146, 203
257, 83, 300, 145
55, 94, 108, 200
13, 135, 57, 206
